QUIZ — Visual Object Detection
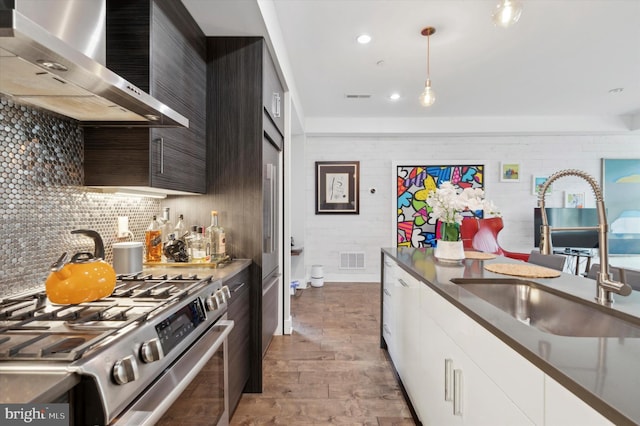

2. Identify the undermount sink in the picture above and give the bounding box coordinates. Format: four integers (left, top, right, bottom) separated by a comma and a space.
450, 278, 640, 338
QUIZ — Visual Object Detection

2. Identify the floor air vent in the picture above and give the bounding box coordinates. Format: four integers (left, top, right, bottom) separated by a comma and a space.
339, 252, 365, 270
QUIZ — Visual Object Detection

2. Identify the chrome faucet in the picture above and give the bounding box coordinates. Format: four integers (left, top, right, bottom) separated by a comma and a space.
538, 169, 632, 304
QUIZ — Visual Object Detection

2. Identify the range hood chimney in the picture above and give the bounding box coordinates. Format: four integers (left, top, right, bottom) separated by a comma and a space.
0, 0, 188, 128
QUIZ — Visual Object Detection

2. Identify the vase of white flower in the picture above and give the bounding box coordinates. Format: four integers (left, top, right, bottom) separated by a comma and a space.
426, 181, 500, 263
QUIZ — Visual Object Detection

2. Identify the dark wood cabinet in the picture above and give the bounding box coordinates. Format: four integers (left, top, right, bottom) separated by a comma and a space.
84, 0, 206, 194
226, 266, 250, 416
207, 37, 284, 393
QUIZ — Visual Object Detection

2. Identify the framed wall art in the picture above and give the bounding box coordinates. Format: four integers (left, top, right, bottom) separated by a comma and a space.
500, 162, 520, 182
532, 176, 553, 196
315, 161, 360, 214
394, 163, 484, 248
564, 192, 585, 208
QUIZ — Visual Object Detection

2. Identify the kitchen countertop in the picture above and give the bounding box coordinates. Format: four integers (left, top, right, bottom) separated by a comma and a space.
143, 258, 251, 282
383, 247, 640, 426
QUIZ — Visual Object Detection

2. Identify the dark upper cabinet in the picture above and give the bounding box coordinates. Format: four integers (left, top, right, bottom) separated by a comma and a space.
83, 0, 207, 194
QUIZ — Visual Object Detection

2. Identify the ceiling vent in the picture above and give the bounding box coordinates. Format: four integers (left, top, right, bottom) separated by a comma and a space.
345, 94, 372, 99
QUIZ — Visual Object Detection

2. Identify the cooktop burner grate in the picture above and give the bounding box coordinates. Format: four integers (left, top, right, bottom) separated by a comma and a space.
0, 274, 214, 361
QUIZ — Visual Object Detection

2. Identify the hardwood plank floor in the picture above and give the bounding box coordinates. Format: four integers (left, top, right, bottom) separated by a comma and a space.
230, 282, 416, 425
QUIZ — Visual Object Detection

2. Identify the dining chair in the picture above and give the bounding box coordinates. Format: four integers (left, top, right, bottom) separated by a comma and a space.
527, 250, 567, 271
620, 268, 640, 291
586, 263, 622, 282
460, 217, 530, 261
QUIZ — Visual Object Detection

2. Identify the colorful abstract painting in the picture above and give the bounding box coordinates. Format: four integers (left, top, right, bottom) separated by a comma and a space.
396, 164, 484, 248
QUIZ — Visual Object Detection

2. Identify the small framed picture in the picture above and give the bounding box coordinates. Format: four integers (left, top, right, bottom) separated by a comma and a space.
564, 192, 585, 208
500, 162, 520, 182
315, 161, 360, 214
532, 176, 553, 196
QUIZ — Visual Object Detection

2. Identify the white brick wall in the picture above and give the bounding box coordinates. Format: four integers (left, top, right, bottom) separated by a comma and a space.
297, 134, 640, 282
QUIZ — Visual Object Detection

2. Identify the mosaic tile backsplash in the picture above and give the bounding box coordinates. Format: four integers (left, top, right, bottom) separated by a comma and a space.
0, 97, 161, 297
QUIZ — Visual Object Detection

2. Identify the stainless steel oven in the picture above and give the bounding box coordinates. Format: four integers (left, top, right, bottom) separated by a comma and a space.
0, 274, 233, 426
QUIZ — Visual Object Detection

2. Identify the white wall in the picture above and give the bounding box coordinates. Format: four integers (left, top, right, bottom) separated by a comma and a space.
302, 134, 640, 282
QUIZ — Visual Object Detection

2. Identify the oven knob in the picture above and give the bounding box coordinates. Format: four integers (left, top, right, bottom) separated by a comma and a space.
206, 292, 221, 311
216, 289, 226, 304
222, 285, 231, 300
112, 355, 139, 385
140, 338, 164, 363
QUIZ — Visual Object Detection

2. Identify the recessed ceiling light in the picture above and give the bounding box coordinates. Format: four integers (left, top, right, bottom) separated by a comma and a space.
357, 34, 372, 44
389, 93, 401, 101
608, 88, 624, 94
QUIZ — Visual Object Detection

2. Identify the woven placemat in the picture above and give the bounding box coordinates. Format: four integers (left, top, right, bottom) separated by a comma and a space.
484, 263, 561, 278
464, 251, 497, 260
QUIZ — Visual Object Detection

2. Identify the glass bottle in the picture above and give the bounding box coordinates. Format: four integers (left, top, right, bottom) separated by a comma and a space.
145, 215, 162, 262
159, 207, 172, 244
206, 210, 226, 262
174, 214, 187, 241
188, 225, 207, 263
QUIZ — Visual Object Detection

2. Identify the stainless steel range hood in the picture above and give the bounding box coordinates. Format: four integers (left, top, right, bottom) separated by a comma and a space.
0, 2, 188, 128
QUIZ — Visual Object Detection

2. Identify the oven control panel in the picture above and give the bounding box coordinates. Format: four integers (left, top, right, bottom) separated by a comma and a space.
155, 298, 207, 355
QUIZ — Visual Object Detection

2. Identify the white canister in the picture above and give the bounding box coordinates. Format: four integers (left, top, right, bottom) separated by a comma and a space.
112, 242, 144, 275
310, 264, 324, 287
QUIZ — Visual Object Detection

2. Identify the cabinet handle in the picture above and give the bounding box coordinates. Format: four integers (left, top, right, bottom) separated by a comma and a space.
272, 92, 281, 117
444, 358, 453, 401
231, 282, 246, 293
383, 288, 391, 297
155, 137, 164, 174
383, 324, 391, 335
398, 278, 409, 288
453, 369, 463, 415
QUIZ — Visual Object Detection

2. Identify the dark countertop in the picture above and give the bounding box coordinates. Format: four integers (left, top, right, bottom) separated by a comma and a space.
143, 258, 251, 282
382, 247, 640, 426
0, 371, 80, 404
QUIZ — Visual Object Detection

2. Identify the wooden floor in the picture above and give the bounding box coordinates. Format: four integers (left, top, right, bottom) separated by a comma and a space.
230, 282, 415, 425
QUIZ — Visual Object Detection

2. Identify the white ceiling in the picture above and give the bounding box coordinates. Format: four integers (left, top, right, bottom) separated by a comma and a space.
183, 0, 640, 133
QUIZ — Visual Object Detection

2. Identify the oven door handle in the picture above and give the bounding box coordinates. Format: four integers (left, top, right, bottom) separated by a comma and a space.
112, 320, 234, 426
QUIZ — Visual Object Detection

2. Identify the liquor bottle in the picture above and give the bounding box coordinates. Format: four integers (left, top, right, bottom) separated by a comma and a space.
187, 225, 207, 263
159, 207, 172, 244
206, 210, 226, 262
174, 214, 187, 241
145, 215, 162, 262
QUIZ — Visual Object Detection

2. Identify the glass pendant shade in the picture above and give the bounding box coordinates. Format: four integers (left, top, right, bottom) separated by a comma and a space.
419, 80, 436, 107
492, 0, 523, 28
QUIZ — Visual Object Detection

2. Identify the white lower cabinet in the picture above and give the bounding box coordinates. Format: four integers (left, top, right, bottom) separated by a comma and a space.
382, 256, 399, 364
383, 258, 615, 425
544, 376, 613, 426
416, 283, 535, 425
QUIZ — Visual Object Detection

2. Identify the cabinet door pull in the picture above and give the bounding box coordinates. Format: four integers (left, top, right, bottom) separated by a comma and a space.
272, 92, 281, 117
155, 137, 165, 174
383, 324, 391, 335
398, 278, 409, 288
383, 288, 391, 297
453, 368, 463, 415
444, 358, 453, 401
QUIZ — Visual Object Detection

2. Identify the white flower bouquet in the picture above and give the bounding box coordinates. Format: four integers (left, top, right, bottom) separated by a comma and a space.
426, 181, 500, 241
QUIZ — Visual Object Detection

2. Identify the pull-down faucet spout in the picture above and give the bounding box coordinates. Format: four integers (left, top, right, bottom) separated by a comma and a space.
538, 169, 632, 305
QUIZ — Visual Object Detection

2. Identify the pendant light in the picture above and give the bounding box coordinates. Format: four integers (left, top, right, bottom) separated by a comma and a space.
492, 0, 523, 28
419, 27, 436, 107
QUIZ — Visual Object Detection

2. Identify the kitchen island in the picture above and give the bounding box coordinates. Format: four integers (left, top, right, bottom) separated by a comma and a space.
382, 247, 640, 426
